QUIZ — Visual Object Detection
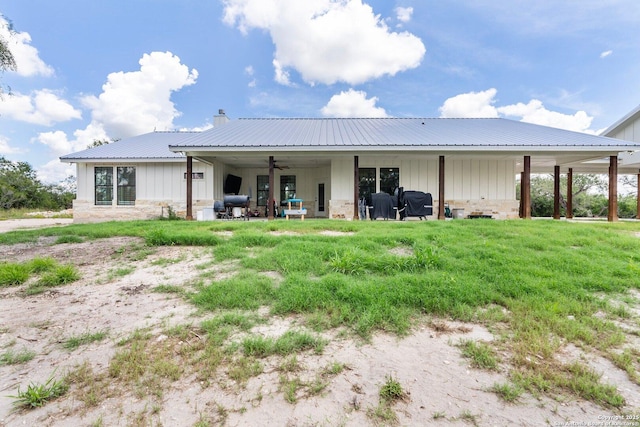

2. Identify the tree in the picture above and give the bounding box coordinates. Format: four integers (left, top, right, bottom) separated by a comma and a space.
0, 156, 42, 209
0, 157, 75, 210
0, 15, 17, 96
520, 173, 636, 218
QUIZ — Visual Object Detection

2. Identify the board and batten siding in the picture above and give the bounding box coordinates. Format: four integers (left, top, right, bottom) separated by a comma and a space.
330, 157, 516, 200
76, 161, 214, 202
607, 119, 640, 143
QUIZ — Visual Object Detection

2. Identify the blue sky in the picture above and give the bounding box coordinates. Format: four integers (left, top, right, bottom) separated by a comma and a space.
1, 0, 639, 183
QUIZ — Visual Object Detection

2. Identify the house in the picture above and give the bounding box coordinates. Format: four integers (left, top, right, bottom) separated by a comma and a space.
60, 110, 640, 222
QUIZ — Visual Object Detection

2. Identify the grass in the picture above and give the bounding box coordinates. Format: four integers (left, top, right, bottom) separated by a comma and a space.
0, 257, 80, 294
490, 382, 523, 403
241, 330, 326, 357
2, 218, 640, 409
62, 330, 109, 350
0, 348, 36, 365
458, 339, 500, 370
379, 374, 407, 403
10, 373, 68, 409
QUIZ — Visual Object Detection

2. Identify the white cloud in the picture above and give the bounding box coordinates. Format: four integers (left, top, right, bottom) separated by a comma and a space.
179, 123, 214, 132
439, 88, 597, 133
395, 7, 413, 23
0, 134, 22, 155
244, 65, 257, 87
0, 16, 54, 77
497, 100, 595, 133
600, 50, 613, 58
321, 89, 388, 118
439, 88, 499, 118
80, 51, 198, 138
273, 59, 293, 86
32, 51, 198, 179
223, 0, 425, 86
36, 157, 76, 184
0, 89, 81, 125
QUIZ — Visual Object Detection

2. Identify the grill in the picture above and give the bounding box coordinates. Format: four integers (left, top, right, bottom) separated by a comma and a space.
214, 195, 251, 220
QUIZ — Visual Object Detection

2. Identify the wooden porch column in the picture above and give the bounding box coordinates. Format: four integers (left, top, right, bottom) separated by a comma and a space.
268, 156, 275, 220
637, 169, 640, 220
566, 168, 573, 219
186, 156, 193, 220
522, 156, 531, 219
438, 155, 445, 220
608, 155, 618, 222
354, 156, 359, 220
553, 165, 561, 220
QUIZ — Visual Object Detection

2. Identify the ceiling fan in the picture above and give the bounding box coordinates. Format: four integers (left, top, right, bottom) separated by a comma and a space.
271, 159, 290, 170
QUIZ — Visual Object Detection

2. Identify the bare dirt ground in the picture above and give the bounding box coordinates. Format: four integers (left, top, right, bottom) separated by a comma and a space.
0, 231, 639, 426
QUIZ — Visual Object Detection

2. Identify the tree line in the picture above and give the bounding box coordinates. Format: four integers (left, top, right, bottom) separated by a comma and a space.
0, 156, 75, 211
521, 174, 638, 218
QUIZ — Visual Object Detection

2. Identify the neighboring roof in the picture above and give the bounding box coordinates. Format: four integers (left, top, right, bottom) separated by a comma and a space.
169, 117, 638, 152
602, 104, 640, 137
60, 131, 198, 163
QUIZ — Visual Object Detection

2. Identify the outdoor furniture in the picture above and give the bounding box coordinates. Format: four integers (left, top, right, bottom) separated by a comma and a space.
284, 198, 307, 220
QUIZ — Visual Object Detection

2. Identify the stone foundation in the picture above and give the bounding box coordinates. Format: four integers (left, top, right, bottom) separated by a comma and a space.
72, 199, 214, 223
437, 199, 520, 220
328, 198, 519, 220
329, 200, 356, 219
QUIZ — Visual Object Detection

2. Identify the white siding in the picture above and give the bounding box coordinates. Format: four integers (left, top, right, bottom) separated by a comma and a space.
331, 159, 354, 200
347, 157, 516, 200
75, 161, 214, 204
609, 117, 640, 143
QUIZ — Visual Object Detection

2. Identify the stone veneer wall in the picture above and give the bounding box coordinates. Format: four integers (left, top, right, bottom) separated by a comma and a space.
439, 200, 520, 220
328, 199, 519, 220
72, 199, 214, 223
329, 200, 356, 219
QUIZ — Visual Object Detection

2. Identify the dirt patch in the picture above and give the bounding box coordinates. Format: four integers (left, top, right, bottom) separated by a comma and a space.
0, 237, 638, 426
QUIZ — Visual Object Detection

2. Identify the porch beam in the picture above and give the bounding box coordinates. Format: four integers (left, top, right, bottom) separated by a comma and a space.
354, 156, 359, 220
566, 168, 573, 219
268, 156, 275, 220
438, 155, 445, 220
608, 155, 618, 222
522, 156, 531, 219
186, 156, 193, 220
553, 165, 560, 220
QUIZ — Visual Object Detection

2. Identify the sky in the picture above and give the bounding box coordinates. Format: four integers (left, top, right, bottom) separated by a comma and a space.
0, 0, 639, 183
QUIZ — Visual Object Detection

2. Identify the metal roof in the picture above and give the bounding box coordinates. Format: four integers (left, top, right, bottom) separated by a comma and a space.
170, 117, 639, 151
60, 131, 197, 162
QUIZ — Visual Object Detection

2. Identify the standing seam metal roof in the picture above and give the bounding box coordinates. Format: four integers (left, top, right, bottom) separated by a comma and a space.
60, 131, 198, 161
170, 118, 636, 150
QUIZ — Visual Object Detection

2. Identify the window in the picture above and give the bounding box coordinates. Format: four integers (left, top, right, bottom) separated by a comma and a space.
280, 175, 296, 201
117, 167, 136, 205
95, 167, 113, 205
257, 175, 269, 206
380, 167, 399, 195
358, 168, 376, 205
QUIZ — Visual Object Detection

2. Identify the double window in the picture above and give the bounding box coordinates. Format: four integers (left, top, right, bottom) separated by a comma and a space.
94, 166, 136, 206
358, 167, 399, 203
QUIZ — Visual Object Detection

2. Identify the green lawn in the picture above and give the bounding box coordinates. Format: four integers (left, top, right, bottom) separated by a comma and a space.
3, 218, 639, 408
